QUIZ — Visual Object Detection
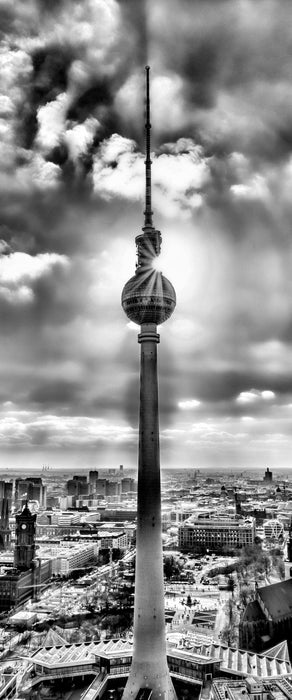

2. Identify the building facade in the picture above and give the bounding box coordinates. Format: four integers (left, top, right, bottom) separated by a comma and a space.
179, 514, 255, 553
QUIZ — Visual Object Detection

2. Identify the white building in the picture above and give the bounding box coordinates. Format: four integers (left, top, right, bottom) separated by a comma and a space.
51, 512, 81, 526
263, 519, 284, 540
38, 542, 98, 576
179, 513, 255, 553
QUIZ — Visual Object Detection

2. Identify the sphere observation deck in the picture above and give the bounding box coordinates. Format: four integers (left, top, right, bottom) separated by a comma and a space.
122, 267, 176, 326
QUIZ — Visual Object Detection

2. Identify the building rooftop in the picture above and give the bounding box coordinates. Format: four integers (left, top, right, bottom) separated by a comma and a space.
174, 637, 291, 678
32, 638, 133, 668
30, 636, 291, 679
257, 579, 292, 620
182, 512, 255, 529
242, 600, 267, 623
212, 676, 292, 700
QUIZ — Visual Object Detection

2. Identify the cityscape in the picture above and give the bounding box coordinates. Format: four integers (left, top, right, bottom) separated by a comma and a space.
0, 466, 292, 699
1, 1, 292, 700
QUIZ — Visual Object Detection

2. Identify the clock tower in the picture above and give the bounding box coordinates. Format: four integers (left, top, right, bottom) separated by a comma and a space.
14, 502, 36, 570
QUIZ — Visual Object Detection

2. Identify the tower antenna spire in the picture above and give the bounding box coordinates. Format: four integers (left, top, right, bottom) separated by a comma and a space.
144, 65, 153, 228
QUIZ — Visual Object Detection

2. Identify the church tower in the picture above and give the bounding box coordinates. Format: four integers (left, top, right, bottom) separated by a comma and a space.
121, 67, 177, 700
14, 503, 36, 571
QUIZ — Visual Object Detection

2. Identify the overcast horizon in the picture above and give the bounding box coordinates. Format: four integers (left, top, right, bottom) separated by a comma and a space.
1, 0, 292, 472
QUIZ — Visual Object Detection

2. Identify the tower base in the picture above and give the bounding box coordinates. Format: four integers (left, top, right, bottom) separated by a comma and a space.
122, 659, 177, 700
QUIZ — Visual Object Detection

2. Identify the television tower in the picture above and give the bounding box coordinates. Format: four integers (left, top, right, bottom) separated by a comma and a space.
121, 67, 177, 700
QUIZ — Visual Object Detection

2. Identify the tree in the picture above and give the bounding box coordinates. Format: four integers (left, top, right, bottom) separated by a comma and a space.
163, 554, 183, 579
239, 584, 254, 607
220, 622, 236, 646
227, 575, 235, 596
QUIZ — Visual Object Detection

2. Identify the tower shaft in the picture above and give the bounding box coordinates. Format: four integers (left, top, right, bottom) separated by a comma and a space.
122, 324, 176, 699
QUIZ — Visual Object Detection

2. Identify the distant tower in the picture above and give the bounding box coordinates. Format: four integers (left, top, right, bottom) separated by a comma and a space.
263, 467, 273, 483
14, 503, 36, 570
0, 481, 12, 550
121, 67, 177, 700
235, 492, 242, 515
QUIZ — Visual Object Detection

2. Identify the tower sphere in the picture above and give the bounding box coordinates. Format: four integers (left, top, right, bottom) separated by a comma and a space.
121, 266, 176, 326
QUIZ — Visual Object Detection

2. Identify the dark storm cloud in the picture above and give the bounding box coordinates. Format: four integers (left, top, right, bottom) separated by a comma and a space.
0, 0, 148, 207
150, 0, 292, 163
20, 45, 74, 149
180, 367, 292, 405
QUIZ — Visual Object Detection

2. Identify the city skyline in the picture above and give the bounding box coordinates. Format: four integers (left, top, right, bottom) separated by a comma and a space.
1, 0, 292, 471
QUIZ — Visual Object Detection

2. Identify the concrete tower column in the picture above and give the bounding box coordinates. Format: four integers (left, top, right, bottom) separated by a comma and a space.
122, 323, 175, 698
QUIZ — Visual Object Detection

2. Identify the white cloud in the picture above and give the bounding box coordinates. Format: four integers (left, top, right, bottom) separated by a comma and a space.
0, 45, 32, 173
151, 74, 188, 133
36, 93, 69, 153
0, 286, 34, 305
25, 154, 61, 189
0, 152, 61, 193
236, 389, 276, 404
231, 174, 269, 201
178, 399, 201, 410
21, 0, 121, 77
261, 390, 275, 400
0, 252, 69, 285
65, 118, 99, 162
0, 46, 32, 97
114, 71, 189, 136
92, 135, 209, 217
0, 407, 136, 448
92, 134, 143, 201
236, 391, 258, 404
0, 252, 69, 304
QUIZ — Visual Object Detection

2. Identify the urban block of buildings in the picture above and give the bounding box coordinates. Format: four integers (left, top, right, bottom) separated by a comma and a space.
178, 513, 255, 554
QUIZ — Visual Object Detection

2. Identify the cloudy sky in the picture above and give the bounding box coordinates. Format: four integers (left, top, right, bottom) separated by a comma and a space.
1, 0, 292, 472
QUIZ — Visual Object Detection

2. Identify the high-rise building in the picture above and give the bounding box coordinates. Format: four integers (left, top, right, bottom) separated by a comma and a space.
264, 467, 273, 483
121, 67, 177, 700
67, 476, 89, 497
121, 477, 136, 494
235, 491, 242, 515
88, 470, 99, 491
106, 481, 119, 497
0, 481, 12, 550
15, 477, 46, 508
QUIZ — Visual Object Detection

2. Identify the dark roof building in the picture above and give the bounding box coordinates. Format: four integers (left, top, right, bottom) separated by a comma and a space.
240, 579, 292, 658
257, 579, 292, 621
